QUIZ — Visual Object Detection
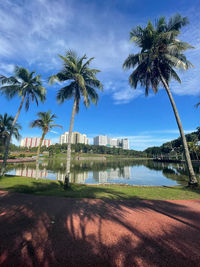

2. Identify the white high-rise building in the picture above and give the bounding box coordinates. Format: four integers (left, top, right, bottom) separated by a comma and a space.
59, 132, 89, 145
93, 136, 129, 149
122, 138, 129, 150
93, 135, 108, 146
60, 132, 69, 144
111, 139, 118, 147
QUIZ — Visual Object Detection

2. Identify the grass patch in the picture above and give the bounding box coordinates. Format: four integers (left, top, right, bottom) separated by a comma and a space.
0, 175, 200, 200
50, 152, 148, 161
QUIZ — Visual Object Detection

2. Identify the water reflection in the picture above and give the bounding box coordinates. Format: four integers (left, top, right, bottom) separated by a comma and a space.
16, 167, 48, 178
6, 159, 200, 186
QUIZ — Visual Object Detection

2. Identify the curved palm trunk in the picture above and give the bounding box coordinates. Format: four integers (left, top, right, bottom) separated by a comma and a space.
35, 131, 46, 180
159, 71, 198, 186
0, 95, 25, 176
64, 98, 77, 188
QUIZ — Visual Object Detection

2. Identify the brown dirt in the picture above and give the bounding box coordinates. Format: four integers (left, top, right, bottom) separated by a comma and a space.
0, 190, 200, 267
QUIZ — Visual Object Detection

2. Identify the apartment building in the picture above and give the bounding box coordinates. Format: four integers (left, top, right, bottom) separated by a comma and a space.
59, 131, 89, 145
93, 135, 129, 149
121, 138, 129, 150
20, 137, 51, 148
94, 135, 108, 146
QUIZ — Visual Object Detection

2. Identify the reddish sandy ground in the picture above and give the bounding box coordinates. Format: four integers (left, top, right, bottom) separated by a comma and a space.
0, 191, 200, 267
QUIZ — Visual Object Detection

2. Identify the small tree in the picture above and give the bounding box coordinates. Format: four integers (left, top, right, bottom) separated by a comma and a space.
30, 110, 62, 179
0, 113, 21, 153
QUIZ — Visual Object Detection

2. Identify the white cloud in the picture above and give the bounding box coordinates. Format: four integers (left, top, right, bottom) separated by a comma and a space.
103, 78, 143, 104
113, 88, 143, 104
141, 129, 195, 135
0, 63, 15, 76
0, 0, 200, 104
50, 130, 59, 134
0, 0, 138, 104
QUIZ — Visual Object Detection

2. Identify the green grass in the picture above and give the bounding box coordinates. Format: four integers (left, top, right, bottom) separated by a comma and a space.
0, 175, 200, 200
50, 152, 148, 161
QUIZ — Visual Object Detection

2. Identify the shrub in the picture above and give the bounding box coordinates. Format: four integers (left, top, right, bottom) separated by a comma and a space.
19, 154, 26, 158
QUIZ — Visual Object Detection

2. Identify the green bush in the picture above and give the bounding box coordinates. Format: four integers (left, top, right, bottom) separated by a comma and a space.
9, 155, 16, 159
19, 154, 26, 158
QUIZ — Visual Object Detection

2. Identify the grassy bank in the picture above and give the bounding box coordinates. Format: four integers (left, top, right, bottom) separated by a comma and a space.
48, 152, 149, 161
0, 175, 200, 200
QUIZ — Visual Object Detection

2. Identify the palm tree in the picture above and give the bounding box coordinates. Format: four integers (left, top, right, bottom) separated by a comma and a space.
123, 14, 198, 186
49, 50, 103, 188
0, 66, 46, 175
30, 110, 62, 179
188, 141, 199, 160
0, 113, 21, 152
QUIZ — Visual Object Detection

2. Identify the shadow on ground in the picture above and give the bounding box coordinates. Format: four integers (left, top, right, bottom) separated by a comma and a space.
0, 191, 200, 266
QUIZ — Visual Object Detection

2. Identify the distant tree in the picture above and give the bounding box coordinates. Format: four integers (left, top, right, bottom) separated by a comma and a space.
188, 141, 199, 160
123, 14, 198, 186
30, 110, 62, 179
49, 50, 103, 188
0, 67, 46, 175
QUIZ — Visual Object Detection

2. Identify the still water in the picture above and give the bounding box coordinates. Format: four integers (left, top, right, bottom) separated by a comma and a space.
6, 159, 200, 186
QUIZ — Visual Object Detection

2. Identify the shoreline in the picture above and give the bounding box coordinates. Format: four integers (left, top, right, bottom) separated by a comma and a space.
0, 158, 36, 163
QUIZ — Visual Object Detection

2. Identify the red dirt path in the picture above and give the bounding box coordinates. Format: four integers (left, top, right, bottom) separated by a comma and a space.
0, 191, 200, 267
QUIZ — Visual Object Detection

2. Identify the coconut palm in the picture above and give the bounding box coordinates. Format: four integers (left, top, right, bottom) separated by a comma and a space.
0, 113, 21, 152
188, 141, 199, 160
123, 14, 198, 186
0, 66, 46, 175
30, 110, 62, 179
49, 50, 103, 188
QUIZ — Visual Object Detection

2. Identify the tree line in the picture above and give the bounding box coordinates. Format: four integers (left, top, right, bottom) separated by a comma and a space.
47, 143, 147, 157
145, 128, 200, 160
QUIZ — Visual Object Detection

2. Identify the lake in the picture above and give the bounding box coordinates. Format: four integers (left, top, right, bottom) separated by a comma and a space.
6, 159, 200, 186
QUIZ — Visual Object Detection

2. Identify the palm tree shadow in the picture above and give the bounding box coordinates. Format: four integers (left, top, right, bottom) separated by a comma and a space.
0, 192, 200, 266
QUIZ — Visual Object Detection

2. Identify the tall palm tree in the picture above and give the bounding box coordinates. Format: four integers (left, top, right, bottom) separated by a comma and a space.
0, 113, 21, 152
49, 50, 103, 188
123, 14, 198, 186
30, 110, 62, 179
0, 66, 46, 175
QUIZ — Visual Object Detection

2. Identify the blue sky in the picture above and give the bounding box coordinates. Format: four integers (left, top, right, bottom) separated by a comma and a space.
0, 0, 200, 150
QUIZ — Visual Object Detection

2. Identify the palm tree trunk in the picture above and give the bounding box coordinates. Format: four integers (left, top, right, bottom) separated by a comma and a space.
35, 131, 45, 179
0, 95, 25, 176
64, 98, 77, 188
159, 71, 198, 186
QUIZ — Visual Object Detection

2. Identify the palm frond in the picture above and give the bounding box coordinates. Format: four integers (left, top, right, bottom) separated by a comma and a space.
0, 85, 20, 99
167, 14, 189, 32
195, 102, 200, 109
86, 85, 99, 105
57, 82, 75, 103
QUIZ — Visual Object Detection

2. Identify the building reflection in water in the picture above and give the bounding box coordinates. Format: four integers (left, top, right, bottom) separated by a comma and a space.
15, 166, 131, 183
56, 166, 131, 183
56, 171, 88, 183
93, 166, 131, 183
16, 167, 48, 178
